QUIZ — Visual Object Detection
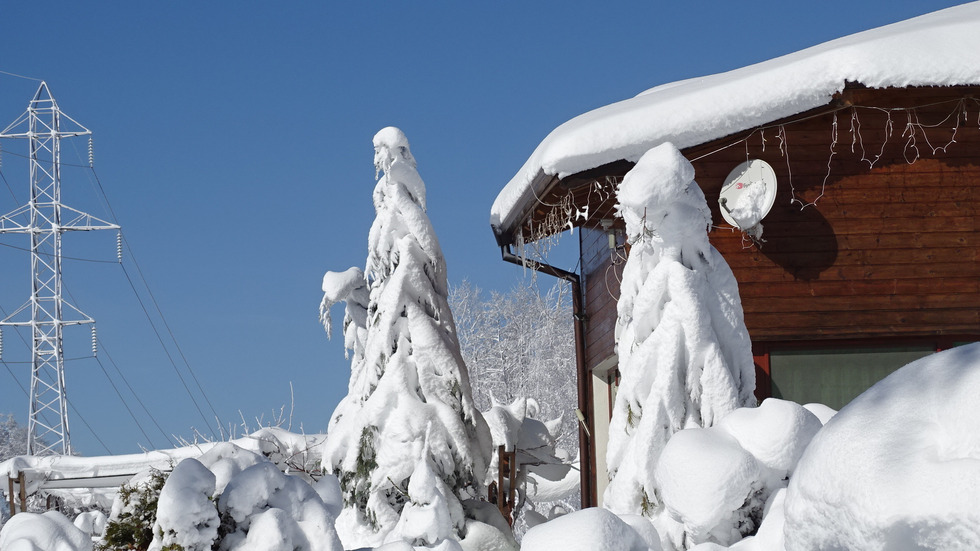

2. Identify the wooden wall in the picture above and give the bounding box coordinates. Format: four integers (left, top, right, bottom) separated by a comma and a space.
689, 86, 980, 341
578, 86, 980, 372
581, 227, 623, 371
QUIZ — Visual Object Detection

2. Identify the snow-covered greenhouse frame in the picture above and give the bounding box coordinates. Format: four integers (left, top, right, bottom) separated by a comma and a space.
490, 3, 980, 508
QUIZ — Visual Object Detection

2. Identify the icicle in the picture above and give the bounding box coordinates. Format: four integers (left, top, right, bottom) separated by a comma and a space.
88, 137, 94, 167
116, 231, 123, 263
91, 325, 98, 357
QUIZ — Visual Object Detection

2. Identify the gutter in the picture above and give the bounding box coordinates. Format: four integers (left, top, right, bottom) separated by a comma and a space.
499, 244, 597, 509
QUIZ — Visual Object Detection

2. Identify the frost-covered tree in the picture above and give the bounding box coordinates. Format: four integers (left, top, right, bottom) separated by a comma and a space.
448, 280, 578, 456
321, 127, 491, 549
0, 413, 28, 462
604, 143, 756, 525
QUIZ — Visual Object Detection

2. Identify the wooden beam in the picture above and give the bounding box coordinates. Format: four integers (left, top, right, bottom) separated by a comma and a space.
7, 475, 15, 516
18, 472, 26, 514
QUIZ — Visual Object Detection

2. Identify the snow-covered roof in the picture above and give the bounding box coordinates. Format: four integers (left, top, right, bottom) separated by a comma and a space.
491, 3, 980, 235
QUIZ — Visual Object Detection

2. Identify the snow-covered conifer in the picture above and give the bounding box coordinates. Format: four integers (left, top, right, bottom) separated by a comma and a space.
321, 127, 491, 548
604, 143, 755, 522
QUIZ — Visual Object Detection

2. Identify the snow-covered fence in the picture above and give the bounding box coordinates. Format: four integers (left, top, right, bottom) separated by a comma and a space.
0, 428, 324, 515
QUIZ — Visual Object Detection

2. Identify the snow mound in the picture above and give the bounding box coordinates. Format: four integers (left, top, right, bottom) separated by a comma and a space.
718, 398, 822, 477
0, 510, 92, 551
784, 343, 980, 550
655, 428, 764, 547
520, 507, 655, 551
801, 403, 837, 425
73, 509, 108, 538
198, 441, 266, 495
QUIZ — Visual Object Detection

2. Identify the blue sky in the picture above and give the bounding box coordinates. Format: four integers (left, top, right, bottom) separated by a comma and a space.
0, 1, 968, 455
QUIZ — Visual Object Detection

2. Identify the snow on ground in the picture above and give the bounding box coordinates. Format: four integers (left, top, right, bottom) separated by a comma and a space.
491, 2, 980, 231
783, 342, 980, 550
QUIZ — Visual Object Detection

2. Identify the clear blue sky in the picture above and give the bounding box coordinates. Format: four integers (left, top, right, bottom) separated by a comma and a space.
0, 1, 967, 455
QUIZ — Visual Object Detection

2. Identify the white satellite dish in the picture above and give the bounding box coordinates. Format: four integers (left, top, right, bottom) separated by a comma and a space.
718, 159, 778, 230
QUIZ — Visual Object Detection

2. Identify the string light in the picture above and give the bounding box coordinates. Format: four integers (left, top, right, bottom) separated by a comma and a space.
520, 95, 980, 253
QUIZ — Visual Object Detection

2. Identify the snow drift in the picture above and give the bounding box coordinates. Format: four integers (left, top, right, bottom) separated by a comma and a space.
783, 342, 980, 550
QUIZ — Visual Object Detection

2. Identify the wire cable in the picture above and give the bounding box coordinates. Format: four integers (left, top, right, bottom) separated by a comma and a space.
86, 165, 225, 434
91, 354, 158, 449
0, 69, 42, 82
118, 261, 220, 438
0, 240, 119, 263
94, 339, 179, 448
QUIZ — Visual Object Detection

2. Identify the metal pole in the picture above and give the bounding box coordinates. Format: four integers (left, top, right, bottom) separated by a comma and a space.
499, 245, 596, 508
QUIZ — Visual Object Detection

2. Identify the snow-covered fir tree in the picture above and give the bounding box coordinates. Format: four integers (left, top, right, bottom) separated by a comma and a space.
320, 127, 492, 549
603, 144, 756, 526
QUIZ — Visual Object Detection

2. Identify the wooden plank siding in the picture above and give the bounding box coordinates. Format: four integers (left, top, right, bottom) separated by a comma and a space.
581, 227, 623, 371
570, 85, 980, 370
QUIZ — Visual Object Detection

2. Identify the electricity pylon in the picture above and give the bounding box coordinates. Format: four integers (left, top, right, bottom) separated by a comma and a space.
0, 82, 119, 455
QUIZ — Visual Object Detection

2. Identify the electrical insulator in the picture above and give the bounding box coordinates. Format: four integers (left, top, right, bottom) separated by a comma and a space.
88, 137, 94, 167
116, 231, 123, 263
0, 327, 4, 360
91, 325, 98, 357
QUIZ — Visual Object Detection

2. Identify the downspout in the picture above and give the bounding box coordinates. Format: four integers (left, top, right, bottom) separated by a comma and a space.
499, 244, 597, 509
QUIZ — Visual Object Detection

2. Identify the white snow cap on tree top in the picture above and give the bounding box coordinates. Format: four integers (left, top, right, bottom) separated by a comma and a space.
373, 126, 417, 175
616, 142, 709, 244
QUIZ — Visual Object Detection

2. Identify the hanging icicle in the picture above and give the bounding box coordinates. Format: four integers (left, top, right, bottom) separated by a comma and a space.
91, 325, 98, 357
88, 137, 94, 167
116, 231, 123, 263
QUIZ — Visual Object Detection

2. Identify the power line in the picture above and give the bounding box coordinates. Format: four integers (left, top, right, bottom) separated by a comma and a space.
93, 339, 179, 448
91, 354, 158, 449
86, 165, 225, 435
0, 69, 42, 82
118, 261, 220, 439
0, 239, 119, 263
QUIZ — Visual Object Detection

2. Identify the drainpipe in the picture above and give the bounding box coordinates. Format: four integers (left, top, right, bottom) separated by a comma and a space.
499, 244, 597, 509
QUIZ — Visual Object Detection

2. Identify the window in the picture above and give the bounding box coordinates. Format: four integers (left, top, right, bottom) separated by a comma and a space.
769, 346, 934, 410
761, 339, 977, 410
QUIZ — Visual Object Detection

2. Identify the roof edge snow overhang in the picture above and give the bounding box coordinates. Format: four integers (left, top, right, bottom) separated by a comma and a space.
490, 2, 980, 247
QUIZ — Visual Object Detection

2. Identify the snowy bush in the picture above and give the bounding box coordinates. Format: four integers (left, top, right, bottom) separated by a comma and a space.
783, 343, 980, 550
320, 127, 492, 549
97, 443, 342, 551
650, 399, 822, 549
604, 143, 755, 523
99, 468, 168, 551
149, 458, 219, 551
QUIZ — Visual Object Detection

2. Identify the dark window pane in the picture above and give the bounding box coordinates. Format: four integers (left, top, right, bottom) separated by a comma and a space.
770, 347, 933, 410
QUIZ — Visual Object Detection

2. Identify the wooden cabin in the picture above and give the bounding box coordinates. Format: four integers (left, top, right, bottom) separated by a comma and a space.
490, 5, 980, 507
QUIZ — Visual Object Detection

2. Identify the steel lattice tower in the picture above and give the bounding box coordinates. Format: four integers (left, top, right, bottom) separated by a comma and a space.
0, 82, 119, 455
